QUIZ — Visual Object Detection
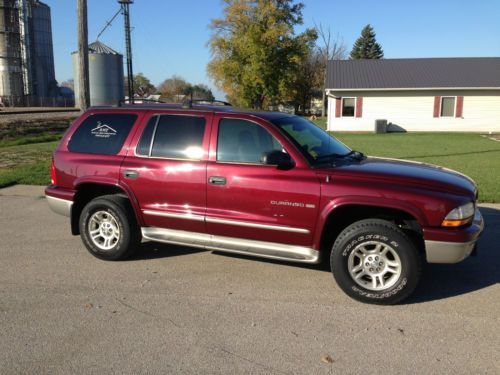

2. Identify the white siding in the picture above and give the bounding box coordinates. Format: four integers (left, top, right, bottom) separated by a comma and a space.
327, 90, 500, 132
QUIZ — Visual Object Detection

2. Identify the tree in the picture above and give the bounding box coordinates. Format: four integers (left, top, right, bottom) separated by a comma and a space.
157, 76, 215, 102
127, 73, 156, 97
208, 0, 317, 109
350, 24, 384, 60
291, 48, 321, 114
157, 75, 190, 101
187, 84, 215, 101
315, 23, 347, 116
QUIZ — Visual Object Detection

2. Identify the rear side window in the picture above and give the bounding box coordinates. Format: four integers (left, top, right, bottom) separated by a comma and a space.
136, 115, 206, 159
68, 114, 137, 155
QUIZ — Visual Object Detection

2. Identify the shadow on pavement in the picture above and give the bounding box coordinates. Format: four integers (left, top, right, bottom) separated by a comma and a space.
127, 207, 499, 303
407, 206, 499, 304
127, 241, 206, 261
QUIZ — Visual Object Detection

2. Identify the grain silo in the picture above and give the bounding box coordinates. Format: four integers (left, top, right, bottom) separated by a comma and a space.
73, 41, 124, 107
0, 0, 24, 99
30, 0, 57, 97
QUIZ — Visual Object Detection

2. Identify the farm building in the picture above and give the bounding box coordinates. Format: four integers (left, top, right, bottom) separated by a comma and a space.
326, 57, 500, 133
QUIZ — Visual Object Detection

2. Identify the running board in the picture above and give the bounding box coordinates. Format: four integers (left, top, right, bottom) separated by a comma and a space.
141, 227, 320, 264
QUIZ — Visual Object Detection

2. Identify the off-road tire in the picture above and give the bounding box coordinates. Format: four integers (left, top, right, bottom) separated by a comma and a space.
330, 219, 422, 305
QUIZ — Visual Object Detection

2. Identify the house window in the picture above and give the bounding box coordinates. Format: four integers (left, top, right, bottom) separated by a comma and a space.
342, 98, 355, 117
440, 97, 455, 117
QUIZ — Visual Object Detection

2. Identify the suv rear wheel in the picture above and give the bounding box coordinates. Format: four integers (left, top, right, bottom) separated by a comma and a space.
330, 219, 422, 305
79, 195, 140, 261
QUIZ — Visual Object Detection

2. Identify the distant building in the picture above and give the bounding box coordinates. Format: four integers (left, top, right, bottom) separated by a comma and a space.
326, 58, 500, 133
0, 0, 57, 105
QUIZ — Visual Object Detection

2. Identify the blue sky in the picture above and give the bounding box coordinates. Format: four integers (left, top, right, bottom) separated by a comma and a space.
45, 0, 500, 98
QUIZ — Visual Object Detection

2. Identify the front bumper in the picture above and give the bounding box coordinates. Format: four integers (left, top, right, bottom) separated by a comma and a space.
424, 209, 484, 263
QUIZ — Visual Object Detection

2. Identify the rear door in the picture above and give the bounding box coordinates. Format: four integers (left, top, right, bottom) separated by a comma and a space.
120, 112, 212, 233
205, 115, 320, 247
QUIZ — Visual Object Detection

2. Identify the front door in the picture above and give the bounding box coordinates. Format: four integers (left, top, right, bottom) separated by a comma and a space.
206, 116, 320, 247
121, 112, 211, 233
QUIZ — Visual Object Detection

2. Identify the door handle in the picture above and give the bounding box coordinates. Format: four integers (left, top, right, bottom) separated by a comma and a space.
123, 170, 139, 179
208, 176, 226, 185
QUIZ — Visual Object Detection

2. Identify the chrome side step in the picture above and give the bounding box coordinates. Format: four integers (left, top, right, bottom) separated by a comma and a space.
141, 227, 320, 264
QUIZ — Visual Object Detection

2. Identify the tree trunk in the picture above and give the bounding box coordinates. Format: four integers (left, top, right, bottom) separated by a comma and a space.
321, 72, 327, 117
321, 90, 326, 117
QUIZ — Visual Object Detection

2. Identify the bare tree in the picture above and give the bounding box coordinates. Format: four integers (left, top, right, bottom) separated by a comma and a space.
315, 23, 347, 117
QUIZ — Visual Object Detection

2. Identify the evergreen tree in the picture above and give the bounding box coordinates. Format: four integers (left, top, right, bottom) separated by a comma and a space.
350, 24, 384, 59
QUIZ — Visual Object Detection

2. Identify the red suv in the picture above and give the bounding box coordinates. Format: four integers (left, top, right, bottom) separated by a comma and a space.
46, 103, 484, 304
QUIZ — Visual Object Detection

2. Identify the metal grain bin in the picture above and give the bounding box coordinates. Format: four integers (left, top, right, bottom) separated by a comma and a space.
0, 0, 24, 98
73, 41, 124, 107
31, 0, 57, 97
375, 119, 388, 134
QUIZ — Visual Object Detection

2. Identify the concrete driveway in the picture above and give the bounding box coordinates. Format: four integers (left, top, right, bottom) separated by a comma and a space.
1, 186, 498, 374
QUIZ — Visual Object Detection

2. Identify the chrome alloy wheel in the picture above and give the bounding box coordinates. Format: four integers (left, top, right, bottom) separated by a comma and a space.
88, 211, 120, 251
347, 241, 402, 291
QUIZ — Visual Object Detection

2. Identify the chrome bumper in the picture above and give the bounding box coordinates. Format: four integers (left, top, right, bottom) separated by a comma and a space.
425, 209, 484, 263
46, 195, 73, 217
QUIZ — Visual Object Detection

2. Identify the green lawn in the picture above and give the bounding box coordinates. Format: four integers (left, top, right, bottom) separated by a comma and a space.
1, 131, 499, 202
0, 141, 58, 187
332, 133, 500, 202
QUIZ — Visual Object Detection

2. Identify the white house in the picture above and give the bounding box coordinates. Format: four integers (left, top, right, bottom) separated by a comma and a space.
326, 58, 500, 133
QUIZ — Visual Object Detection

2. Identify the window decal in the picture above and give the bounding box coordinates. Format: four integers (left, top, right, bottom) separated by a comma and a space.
91, 122, 117, 138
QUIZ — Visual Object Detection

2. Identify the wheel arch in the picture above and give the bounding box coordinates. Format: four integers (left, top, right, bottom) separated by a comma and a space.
315, 200, 425, 259
71, 181, 143, 235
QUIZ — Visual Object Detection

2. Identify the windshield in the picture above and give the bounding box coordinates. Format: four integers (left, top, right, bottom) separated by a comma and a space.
271, 116, 351, 164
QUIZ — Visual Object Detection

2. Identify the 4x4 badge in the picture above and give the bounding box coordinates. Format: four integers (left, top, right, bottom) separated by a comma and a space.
91, 122, 117, 138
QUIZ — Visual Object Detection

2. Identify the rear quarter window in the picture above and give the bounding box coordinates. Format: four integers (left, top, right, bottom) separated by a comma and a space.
68, 114, 137, 155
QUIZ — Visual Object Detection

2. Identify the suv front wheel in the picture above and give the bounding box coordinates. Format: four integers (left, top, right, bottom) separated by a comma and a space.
79, 195, 140, 261
331, 219, 422, 305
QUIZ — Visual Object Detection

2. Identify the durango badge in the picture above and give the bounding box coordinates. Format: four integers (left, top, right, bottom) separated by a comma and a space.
91, 121, 117, 138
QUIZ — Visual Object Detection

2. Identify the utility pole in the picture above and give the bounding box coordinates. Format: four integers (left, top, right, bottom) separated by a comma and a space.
77, 0, 90, 110
119, 0, 134, 103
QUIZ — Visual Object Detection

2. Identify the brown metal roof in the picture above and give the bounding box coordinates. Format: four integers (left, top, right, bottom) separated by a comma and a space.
326, 57, 500, 90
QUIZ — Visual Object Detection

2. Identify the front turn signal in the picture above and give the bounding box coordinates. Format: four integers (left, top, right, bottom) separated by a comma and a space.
441, 218, 473, 227
441, 202, 474, 227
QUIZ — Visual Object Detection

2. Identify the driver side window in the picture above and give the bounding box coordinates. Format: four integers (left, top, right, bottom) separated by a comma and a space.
217, 119, 283, 164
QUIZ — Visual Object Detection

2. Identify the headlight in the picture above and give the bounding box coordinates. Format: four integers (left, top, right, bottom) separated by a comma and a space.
442, 202, 475, 227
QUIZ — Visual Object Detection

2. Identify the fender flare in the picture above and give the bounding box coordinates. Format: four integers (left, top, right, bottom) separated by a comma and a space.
73, 176, 145, 227
312, 196, 427, 250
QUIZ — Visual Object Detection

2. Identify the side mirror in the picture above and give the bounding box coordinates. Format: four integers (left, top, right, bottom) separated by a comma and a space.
261, 150, 295, 170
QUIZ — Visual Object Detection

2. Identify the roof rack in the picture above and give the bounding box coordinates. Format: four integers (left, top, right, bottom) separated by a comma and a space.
182, 99, 232, 108
119, 98, 166, 106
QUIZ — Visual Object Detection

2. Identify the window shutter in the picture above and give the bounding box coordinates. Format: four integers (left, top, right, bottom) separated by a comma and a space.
355, 97, 363, 118
456, 96, 464, 118
433, 96, 440, 117
335, 97, 341, 117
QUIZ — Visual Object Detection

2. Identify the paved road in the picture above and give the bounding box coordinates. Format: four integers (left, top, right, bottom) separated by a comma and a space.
1, 186, 499, 374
